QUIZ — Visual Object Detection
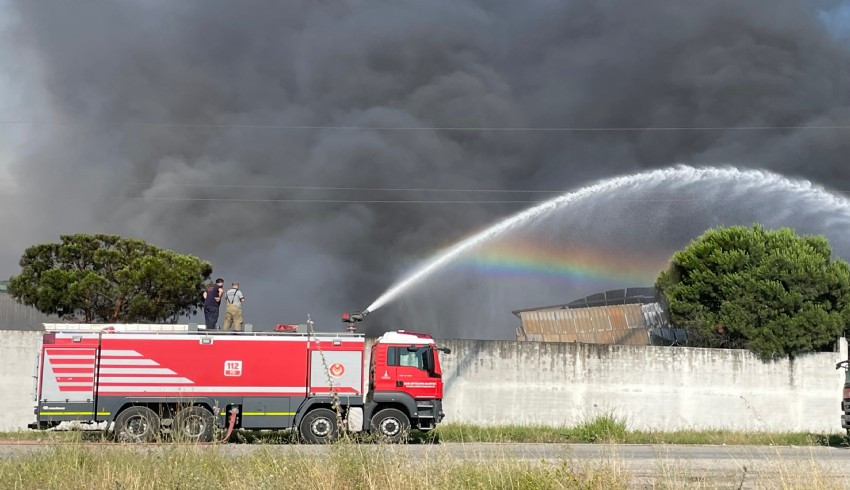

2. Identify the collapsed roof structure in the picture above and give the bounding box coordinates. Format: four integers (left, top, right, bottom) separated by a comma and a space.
514, 288, 686, 346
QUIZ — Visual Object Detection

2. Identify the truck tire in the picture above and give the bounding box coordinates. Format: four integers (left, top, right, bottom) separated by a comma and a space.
299, 408, 339, 444
114, 406, 160, 443
370, 408, 410, 443
173, 406, 215, 443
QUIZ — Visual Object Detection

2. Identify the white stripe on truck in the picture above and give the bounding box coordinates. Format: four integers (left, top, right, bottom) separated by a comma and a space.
96, 386, 307, 393
100, 350, 143, 357
98, 368, 176, 375
99, 359, 159, 366
97, 376, 193, 384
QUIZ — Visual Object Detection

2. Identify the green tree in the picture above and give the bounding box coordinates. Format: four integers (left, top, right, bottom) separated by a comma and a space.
8, 234, 212, 323
656, 225, 850, 359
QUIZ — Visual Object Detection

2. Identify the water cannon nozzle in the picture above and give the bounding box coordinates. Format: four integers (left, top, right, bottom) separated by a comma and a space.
342, 309, 369, 332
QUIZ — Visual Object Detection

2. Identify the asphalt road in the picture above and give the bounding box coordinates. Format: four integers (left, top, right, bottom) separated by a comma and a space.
1, 443, 848, 485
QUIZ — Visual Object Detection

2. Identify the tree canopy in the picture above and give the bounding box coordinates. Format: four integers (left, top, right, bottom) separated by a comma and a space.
8, 234, 212, 323
656, 225, 850, 359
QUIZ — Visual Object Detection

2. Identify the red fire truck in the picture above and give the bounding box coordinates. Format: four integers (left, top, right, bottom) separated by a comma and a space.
28, 322, 448, 443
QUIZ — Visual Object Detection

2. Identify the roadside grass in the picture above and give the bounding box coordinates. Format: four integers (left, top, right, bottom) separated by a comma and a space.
0, 429, 107, 443
414, 415, 850, 447
0, 441, 846, 489
0, 443, 629, 489
649, 448, 849, 490
2, 415, 848, 447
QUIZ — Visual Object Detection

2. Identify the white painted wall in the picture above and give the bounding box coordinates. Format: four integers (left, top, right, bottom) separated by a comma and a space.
439, 338, 848, 432
0, 330, 41, 431
1, 330, 846, 433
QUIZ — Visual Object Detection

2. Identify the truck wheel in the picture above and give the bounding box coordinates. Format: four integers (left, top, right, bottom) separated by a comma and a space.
114, 406, 160, 443
174, 406, 215, 443
370, 408, 410, 443
299, 408, 339, 444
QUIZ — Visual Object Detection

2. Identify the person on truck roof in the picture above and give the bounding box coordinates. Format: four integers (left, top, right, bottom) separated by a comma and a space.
223, 282, 245, 332
203, 278, 224, 329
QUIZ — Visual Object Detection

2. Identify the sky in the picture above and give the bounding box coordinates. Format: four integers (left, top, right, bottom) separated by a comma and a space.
820, 1, 850, 41
1, 0, 849, 339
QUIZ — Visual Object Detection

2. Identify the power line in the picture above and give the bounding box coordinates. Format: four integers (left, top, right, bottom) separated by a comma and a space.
117, 196, 850, 203
0, 178, 571, 194
0, 193, 835, 204
124, 183, 563, 193
2, 120, 850, 132
119, 183, 850, 195
128, 197, 741, 203
0, 194, 541, 204
5, 177, 850, 195
130, 197, 543, 203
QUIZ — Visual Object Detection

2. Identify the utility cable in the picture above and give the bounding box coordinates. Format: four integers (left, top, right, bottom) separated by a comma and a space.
6, 178, 850, 195
0, 193, 837, 204
2, 120, 850, 132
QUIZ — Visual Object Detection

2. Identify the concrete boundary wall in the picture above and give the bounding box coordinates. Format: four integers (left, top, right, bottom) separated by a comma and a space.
438, 339, 847, 432
0, 330, 42, 431
1, 331, 846, 432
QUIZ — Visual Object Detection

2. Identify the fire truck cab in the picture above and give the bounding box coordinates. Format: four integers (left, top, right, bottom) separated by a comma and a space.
29, 324, 447, 443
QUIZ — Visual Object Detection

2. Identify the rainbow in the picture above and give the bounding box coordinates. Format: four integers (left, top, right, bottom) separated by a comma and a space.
444, 240, 670, 286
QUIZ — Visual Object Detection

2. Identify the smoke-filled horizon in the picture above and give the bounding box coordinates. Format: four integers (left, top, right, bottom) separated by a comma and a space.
1, 0, 849, 338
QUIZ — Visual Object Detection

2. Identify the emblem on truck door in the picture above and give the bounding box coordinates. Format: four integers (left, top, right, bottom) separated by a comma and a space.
224, 360, 243, 377
329, 363, 345, 377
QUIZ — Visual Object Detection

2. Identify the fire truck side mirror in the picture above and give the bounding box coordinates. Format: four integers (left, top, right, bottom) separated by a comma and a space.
438, 347, 451, 354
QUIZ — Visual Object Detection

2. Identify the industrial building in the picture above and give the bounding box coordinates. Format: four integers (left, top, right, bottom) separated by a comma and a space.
0, 280, 57, 330
514, 287, 686, 346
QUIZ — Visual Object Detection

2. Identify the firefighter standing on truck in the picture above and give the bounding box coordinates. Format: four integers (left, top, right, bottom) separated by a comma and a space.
203, 278, 224, 329
223, 282, 245, 331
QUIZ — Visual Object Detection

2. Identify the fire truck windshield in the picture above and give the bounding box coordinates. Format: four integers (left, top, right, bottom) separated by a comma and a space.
388, 346, 433, 372
399, 347, 427, 369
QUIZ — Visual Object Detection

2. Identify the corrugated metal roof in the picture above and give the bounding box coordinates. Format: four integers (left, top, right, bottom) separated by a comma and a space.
517, 303, 652, 346
0, 293, 58, 330
511, 287, 658, 317
566, 287, 657, 309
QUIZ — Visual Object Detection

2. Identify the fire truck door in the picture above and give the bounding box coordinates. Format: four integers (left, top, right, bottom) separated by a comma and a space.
394, 346, 440, 399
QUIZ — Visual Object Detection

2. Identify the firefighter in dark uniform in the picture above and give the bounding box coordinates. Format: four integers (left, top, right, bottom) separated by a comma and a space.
203, 278, 225, 329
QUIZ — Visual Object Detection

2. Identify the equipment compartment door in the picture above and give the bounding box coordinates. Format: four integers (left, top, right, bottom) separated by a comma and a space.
40, 345, 97, 404
241, 397, 296, 429
309, 350, 363, 396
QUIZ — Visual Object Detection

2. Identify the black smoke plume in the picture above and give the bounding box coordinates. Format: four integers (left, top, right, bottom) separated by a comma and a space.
2, 0, 849, 338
